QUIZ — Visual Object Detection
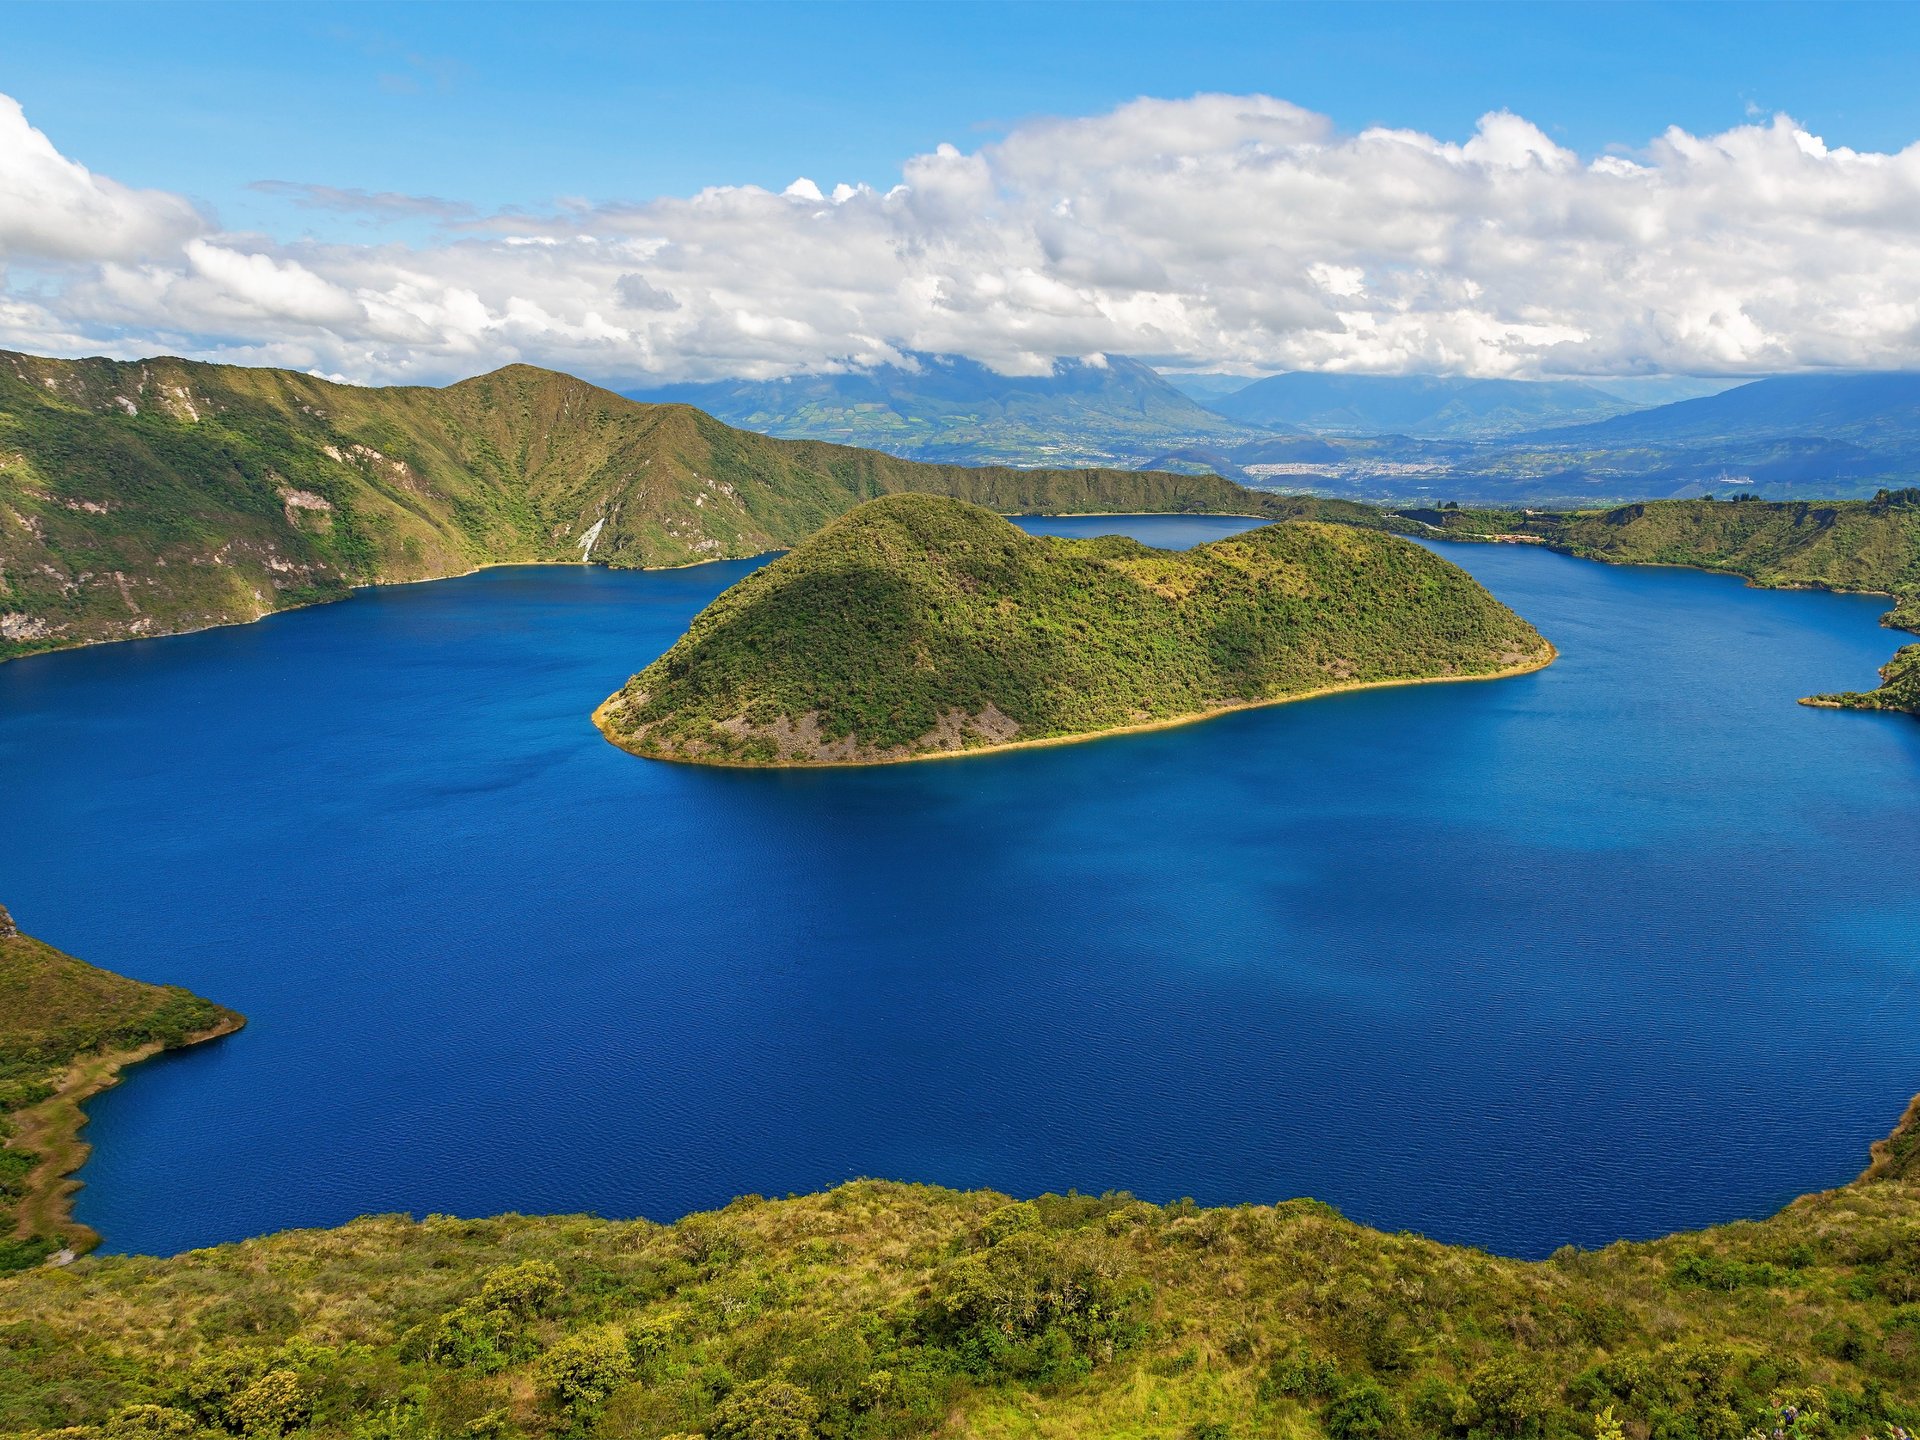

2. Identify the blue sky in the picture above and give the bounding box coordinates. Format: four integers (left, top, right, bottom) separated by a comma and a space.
9, 1, 1919, 239
2, 2, 1918, 383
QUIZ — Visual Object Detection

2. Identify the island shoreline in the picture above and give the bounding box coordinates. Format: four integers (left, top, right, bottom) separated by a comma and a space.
593, 642, 1559, 770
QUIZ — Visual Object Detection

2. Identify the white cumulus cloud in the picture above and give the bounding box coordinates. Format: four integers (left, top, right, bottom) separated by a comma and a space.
3, 90, 1920, 384
0, 95, 203, 263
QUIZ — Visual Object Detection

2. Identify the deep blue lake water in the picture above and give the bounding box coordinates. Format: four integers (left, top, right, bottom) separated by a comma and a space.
3, 516, 1919, 1260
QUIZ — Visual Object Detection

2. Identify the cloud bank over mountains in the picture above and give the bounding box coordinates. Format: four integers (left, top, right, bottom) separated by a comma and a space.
2, 90, 1918, 385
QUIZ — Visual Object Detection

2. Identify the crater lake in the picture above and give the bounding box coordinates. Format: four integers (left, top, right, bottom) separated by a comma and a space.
2, 516, 1917, 1259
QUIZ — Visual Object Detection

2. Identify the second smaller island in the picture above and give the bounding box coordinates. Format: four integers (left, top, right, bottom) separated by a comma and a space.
594, 494, 1555, 767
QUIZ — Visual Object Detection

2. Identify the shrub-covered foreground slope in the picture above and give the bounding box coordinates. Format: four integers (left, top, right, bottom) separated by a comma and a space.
3, 1085, 1919, 1439
0, 904, 238, 1268
595, 496, 1553, 765
0, 350, 1379, 664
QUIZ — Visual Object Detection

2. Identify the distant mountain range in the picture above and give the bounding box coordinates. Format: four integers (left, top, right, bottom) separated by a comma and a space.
1161, 370, 1736, 416
1535, 372, 1920, 448
1157, 372, 1260, 404
627, 356, 1920, 506
1204, 372, 1639, 438
624, 353, 1270, 468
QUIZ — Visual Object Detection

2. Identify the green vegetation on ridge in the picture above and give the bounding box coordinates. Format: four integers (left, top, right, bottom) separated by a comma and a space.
0, 350, 1369, 664
595, 496, 1552, 765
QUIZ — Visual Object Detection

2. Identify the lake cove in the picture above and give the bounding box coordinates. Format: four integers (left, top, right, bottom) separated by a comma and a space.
0, 517, 1915, 1259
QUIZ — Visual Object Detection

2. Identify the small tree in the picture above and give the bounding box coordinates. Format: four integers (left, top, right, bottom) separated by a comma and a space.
539, 1326, 634, 1412
480, 1259, 563, 1319
709, 1379, 820, 1440
225, 1371, 309, 1438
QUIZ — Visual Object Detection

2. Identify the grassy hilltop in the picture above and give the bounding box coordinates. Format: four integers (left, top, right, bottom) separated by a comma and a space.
0, 350, 1381, 664
0, 904, 238, 1269
595, 496, 1553, 765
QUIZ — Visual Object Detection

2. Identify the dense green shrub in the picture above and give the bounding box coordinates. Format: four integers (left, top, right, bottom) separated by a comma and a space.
1325, 1379, 1403, 1440
707, 1379, 819, 1440
918, 1227, 1151, 1383
536, 1326, 633, 1412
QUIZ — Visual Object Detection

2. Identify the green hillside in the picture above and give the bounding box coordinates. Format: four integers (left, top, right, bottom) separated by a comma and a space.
0, 351, 1347, 664
1, 1037, 1917, 1439
0, 904, 238, 1268
596, 495, 1552, 766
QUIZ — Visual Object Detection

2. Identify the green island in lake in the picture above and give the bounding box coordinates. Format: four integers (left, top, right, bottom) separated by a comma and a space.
593, 495, 1554, 766
3, 908, 1920, 1440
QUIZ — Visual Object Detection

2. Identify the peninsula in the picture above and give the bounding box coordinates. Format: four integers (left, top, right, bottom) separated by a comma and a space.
594, 494, 1554, 766
0, 903, 240, 1267
1406, 493, 1920, 715
1805, 644, 1920, 715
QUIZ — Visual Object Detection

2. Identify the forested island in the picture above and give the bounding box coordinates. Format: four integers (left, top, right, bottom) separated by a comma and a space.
593, 495, 1553, 765
1, 905, 1918, 1439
